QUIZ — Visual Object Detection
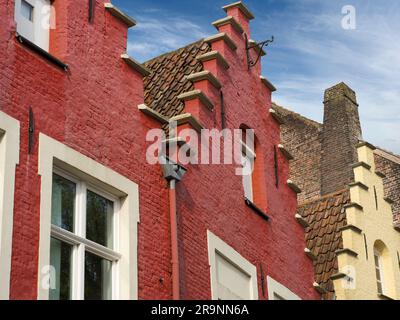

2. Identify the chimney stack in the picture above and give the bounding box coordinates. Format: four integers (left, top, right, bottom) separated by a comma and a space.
320, 82, 363, 195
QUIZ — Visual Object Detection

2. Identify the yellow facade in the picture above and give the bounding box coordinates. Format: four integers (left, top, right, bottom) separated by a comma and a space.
333, 143, 400, 300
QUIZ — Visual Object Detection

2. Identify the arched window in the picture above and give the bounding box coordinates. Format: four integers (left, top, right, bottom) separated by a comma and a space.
374, 247, 385, 295
373, 240, 396, 298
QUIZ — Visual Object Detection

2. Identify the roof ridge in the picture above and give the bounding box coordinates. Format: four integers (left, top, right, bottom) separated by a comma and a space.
272, 102, 322, 128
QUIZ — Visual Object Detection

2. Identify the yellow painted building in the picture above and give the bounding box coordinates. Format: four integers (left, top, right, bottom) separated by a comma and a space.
333, 142, 400, 300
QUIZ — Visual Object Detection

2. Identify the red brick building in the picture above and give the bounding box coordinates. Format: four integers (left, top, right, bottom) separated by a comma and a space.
0, 0, 319, 300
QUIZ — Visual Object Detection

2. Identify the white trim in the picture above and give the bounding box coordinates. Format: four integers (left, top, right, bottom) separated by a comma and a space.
51, 225, 122, 261
267, 276, 301, 300
37, 133, 140, 300
374, 248, 385, 295
0, 112, 20, 300
240, 140, 256, 159
207, 230, 258, 300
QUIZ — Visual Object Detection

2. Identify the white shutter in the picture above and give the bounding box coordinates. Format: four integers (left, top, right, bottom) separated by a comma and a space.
241, 153, 253, 201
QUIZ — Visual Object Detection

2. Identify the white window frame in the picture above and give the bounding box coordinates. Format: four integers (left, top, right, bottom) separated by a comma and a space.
0, 112, 20, 300
241, 140, 256, 202
50, 167, 121, 300
15, 0, 51, 51
207, 230, 258, 300
267, 276, 301, 300
38, 133, 140, 300
374, 249, 385, 295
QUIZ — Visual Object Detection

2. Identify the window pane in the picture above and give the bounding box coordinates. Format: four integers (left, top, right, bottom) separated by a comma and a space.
374, 254, 380, 267
84, 252, 112, 300
49, 238, 72, 300
21, 0, 34, 21
51, 174, 76, 232
86, 190, 114, 248
375, 268, 381, 281
377, 281, 383, 294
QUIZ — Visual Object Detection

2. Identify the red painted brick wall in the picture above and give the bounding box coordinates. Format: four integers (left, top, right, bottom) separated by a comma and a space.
0, 0, 171, 300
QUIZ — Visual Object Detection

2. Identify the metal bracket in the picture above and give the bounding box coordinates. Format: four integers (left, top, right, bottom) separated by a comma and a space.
260, 263, 266, 297
274, 146, 279, 188
89, 0, 95, 22
28, 107, 35, 154
245, 33, 274, 70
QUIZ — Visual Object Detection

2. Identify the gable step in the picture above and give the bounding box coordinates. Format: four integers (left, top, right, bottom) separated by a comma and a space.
343, 202, 364, 211
223, 1, 255, 20
287, 180, 302, 194
349, 181, 369, 191
278, 144, 294, 160
295, 214, 309, 228
204, 33, 237, 51
336, 248, 359, 258
260, 76, 277, 92
178, 90, 214, 111
313, 282, 327, 294
138, 104, 169, 124
197, 51, 230, 70
169, 113, 204, 133
339, 224, 363, 234
121, 54, 151, 77
186, 71, 222, 89
351, 161, 371, 171
212, 16, 244, 34
269, 109, 284, 125
304, 248, 317, 261
105, 3, 136, 28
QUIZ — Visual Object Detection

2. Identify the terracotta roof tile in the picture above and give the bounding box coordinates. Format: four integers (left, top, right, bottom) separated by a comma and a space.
144, 40, 211, 122
299, 189, 350, 299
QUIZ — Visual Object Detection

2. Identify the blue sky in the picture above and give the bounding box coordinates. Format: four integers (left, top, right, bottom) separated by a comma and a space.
114, 0, 400, 154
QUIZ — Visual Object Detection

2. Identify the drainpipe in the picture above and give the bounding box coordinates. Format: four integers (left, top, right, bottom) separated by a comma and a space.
161, 156, 187, 300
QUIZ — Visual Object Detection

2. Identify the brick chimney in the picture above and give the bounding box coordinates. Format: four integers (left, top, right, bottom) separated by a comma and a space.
320, 82, 363, 195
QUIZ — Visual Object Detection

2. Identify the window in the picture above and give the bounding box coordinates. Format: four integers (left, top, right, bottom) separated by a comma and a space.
266, 276, 301, 300
49, 170, 120, 300
241, 140, 256, 202
373, 240, 397, 299
0, 112, 20, 300
374, 248, 385, 295
15, 0, 51, 51
207, 231, 258, 300
239, 125, 268, 212
38, 134, 139, 300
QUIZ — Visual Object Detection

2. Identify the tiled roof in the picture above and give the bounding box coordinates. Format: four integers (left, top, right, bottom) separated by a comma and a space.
298, 189, 350, 300
143, 40, 211, 119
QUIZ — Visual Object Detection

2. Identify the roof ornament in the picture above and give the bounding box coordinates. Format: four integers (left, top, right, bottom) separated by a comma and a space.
245, 33, 274, 69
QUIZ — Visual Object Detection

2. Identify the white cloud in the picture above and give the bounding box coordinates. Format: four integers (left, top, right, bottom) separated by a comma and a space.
126, 14, 209, 62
